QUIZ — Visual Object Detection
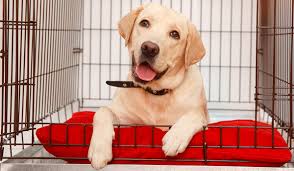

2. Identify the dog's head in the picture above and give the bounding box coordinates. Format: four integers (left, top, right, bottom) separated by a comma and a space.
118, 3, 205, 89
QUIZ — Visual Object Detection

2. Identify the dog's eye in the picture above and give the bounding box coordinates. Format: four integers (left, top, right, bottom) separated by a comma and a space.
170, 30, 180, 40
139, 19, 150, 28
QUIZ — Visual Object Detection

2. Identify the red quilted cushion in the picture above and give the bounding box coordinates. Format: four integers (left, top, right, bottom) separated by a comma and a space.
36, 111, 291, 167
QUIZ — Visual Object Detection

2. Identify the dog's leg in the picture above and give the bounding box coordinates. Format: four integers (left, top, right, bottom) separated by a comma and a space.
88, 107, 115, 169
162, 110, 207, 156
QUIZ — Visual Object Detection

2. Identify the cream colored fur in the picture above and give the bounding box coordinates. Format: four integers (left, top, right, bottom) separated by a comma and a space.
88, 3, 209, 169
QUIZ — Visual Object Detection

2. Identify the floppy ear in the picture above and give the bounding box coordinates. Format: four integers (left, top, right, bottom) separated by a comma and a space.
118, 6, 144, 46
184, 22, 206, 68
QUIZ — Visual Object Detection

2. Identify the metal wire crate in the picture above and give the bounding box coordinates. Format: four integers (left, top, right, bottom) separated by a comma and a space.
0, 0, 294, 170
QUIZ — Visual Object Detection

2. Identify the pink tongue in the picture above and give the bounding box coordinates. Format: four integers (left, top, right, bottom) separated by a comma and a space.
135, 63, 156, 81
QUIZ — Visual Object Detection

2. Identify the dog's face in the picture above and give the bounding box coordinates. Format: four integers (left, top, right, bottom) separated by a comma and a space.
118, 3, 205, 88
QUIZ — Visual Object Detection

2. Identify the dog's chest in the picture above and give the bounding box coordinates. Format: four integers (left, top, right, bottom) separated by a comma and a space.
137, 93, 186, 125
113, 88, 194, 125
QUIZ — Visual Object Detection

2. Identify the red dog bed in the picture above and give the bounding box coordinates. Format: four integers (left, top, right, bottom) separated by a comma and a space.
36, 111, 291, 167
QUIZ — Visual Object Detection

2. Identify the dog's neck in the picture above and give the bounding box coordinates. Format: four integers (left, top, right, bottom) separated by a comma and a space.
106, 81, 171, 96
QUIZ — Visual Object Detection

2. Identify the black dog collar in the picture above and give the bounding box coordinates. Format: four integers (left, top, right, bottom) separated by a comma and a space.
106, 81, 170, 96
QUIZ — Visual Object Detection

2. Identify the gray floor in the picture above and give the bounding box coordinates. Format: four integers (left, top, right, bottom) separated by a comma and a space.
2, 163, 294, 171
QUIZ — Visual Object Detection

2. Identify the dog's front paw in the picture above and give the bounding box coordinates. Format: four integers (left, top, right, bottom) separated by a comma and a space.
162, 126, 194, 156
88, 138, 113, 170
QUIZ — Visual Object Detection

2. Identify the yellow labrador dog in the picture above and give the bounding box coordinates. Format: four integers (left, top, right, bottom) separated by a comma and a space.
88, 3, 208, 169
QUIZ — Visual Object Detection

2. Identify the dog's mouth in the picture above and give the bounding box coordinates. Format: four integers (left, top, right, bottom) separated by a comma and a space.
135, 62, 157, 81
132, 56, 168, 84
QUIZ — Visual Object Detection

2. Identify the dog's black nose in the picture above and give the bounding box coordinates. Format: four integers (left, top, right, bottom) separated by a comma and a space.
141, 41, 160, 58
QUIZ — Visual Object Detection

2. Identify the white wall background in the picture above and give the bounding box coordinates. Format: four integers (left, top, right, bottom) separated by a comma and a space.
80, 0, 257, 111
